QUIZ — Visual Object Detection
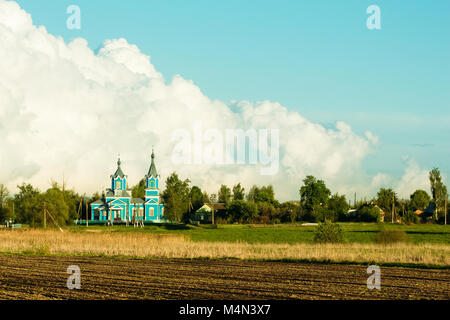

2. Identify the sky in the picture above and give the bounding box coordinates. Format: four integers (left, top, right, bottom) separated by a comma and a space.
0, 0, 449, 201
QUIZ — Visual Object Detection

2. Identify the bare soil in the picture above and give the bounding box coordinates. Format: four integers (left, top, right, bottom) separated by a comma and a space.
0, 254, 448, 300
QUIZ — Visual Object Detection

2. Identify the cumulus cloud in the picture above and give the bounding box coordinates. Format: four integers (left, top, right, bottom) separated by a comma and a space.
0, 0, 386, 200
395, 159, 430, 198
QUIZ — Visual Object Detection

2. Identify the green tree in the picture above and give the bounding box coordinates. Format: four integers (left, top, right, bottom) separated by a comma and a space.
313, 220, 345, 243
409, 189, 431, 211
356, 205, 381, 222
14, 183, 43, 227
232, 183, 245, 200
256, 201, 279, 222
189, 186, 204, 211
131, 178, 146, 198
228, 200, 258, 223
218, 185, 231, 205
247, 185, 259, 202
255, 185, 275, 204
328, 193, 349, 222
161, 173, 191, 222
43, 183, 70, 227
376, 188, 397, 222
299, 176, 331, 214
0, 184, 12, 223
279, 202, 299, 223
202, 191, 209, 204
429, 168, 448, 220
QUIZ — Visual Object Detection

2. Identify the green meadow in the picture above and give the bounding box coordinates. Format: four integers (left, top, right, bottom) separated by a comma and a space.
67, 223, 450, 245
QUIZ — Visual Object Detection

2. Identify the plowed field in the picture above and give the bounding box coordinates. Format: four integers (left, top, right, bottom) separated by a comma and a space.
0, 254, 448, 300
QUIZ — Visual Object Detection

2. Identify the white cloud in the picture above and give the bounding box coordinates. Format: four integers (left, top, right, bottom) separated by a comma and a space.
395, 159, 430, 198
0, 0, 393, 201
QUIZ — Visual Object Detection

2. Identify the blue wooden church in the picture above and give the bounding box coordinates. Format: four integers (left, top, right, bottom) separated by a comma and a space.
90, 150, 165, 223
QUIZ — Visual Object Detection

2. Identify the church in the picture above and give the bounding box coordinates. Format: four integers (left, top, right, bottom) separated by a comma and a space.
90, 150, 165, 223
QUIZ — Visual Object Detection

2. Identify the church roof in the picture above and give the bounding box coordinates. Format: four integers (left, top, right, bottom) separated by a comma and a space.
111, 157, 126, 179
91, 199, 105, 205
131, 198, 145, 204
106, 189, 131, 197
146, 149, 158, 178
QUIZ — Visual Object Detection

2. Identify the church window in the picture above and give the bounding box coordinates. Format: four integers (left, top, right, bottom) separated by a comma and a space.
116, 180, 121, 189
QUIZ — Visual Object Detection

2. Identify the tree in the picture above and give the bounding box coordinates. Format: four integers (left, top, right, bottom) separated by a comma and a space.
0, 184, 10, 222
356, 205, 381, 222
279, 202, 299, 223
202, 191, 209, 204
14, 183, 43, 227
328, 193, 349, 222
255, 185, 275, 204
161, 172, 191, 222
299, 176, 331, 214
429, 168, 448, 220
131, 178, 146, 198
257, 202, 279, 223
189, 186, 204, 211
218, 185, 231, 205
409, 189, 431, 211
247, 185, 259, 202
43, 183, 70, 227
232, 183, 245, 201
376, 188, 397, 222
228, 200, 258, 223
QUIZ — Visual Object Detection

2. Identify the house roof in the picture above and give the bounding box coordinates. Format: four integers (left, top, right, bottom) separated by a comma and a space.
423, 202, 436, 214
196, 203, 226, 212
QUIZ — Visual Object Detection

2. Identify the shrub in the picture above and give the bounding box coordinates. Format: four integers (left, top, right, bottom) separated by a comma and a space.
402, 210, 420, 224
375, 228, 407, 244
313, 220, 345, 243
356, 206, 381, 222
253, 215, 270, 224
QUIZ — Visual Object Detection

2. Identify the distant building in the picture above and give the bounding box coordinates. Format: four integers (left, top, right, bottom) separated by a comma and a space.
192, 203, 226, 223
90, 150, 164, 223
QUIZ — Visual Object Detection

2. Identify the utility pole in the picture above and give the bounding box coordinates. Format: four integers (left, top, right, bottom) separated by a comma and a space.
86, 199, 88, 227
43, 202, 46, 229
209, 195, 216, 225
354, 192, 356, 208
445, 198, 447, 225
391, 194, 394, 223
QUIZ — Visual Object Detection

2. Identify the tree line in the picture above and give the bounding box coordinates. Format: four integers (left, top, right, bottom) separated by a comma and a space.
0, 167, 447, 226
157, 167, 448, 225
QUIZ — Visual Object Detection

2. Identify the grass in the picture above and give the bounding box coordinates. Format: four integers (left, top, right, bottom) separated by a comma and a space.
0, 228, 449, 267
67, 222, 450, 244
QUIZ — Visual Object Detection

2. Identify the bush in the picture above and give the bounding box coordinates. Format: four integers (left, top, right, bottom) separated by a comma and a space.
313, 220, 345, 243
402, 210, 420, 224
356, 206, 381, 222
375, 228, 407, 244
253, 215, 270, 224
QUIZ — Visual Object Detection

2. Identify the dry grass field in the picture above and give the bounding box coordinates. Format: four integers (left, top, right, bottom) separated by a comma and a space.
0, 229, 449, 266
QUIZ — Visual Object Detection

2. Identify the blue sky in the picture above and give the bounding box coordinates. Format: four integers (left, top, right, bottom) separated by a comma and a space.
15, 0, 450, 183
